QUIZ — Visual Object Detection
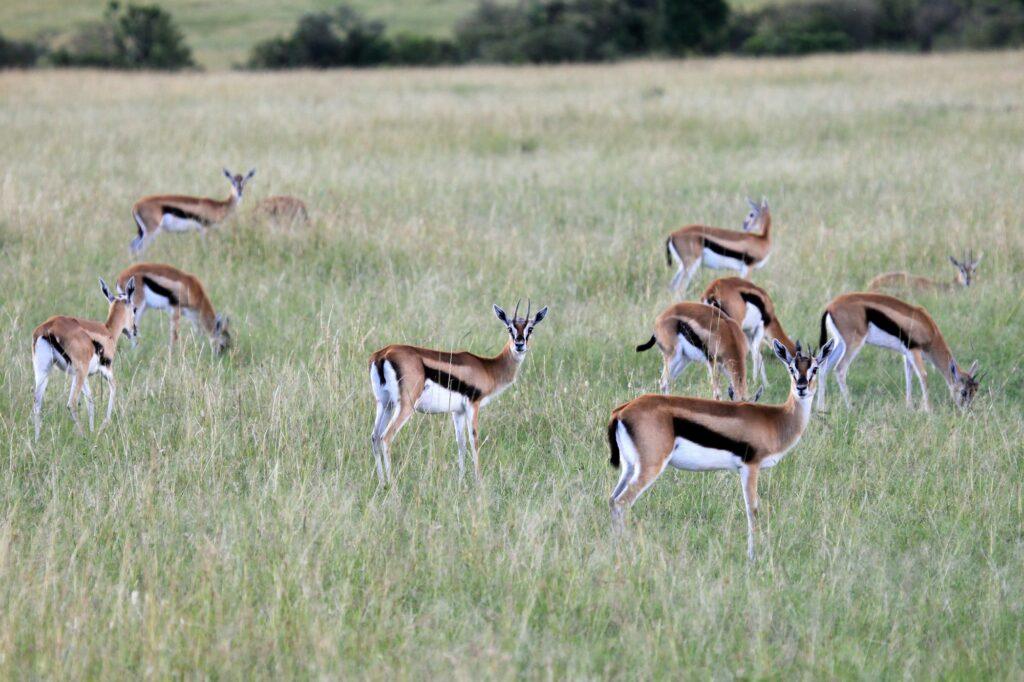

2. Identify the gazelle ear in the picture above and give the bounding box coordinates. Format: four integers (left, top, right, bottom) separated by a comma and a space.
816, 338, 836, 363
493, 304, 510, 326
99, 277, 115, 302
532, 306, 549, 325
124, 275, 136, 299
760, 196, 769, 210
949, 255, 960, 267
223, 168, 232, 180
746, 196, 758, 210
772, 339, 791, 364
245, 168, 256, 180
967, 360, 979, 376
973, 253, 983, 266
949, 361, 959, 381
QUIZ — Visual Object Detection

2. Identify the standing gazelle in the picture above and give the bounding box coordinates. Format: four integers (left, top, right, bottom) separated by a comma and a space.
817, 292, 981, 411
666, 197, 772, 295
368, 301, 549, 485
130, 168, 255, 254
609, 339, 835, 560
702, 277, 795, 386
868, 250, 982, 293
117, 263, 231, 353
635, 302, 752, 400
31, 277, 138, 439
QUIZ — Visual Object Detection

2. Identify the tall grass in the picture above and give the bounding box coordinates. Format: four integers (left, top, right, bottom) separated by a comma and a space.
0, 52, 1022, 677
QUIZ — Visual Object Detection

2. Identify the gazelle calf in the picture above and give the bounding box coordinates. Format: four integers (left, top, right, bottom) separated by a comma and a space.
609, 339, 835, 560
130, 168, 255, 254
817, 292, 981, 411
117, 263, 231, 353
256, 196, 309, 224
368, 301, 548, 485
666, 197, 772, 295
702, 277, 795, 386
868, 250, 982, 293
31, 277, 138, 439
635, 302, 752, 400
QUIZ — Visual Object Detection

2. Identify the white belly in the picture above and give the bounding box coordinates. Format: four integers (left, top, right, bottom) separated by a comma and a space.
415, 381, 468, 414
479, 383, 508, 407
702, 248, 746, 271
143, 286, 172, 309
677, 333, 706, 363
669, 437, 743, 471
866, 324, 907, 352
161, 214, 202, 233
742, 302, 763, 335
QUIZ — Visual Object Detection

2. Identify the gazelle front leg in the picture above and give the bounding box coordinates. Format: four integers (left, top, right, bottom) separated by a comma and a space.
81, 378, 95, 432
98, 366, 116, 430
468, 403, 481, 482
910, 350, 930, 412
66, 370, 86, 435
739, 463, 760, 561
708, 360, 721, 400
170, 306, 181, 350
903, 354, 915, 407
452, 410, 468, 479
750, 327, 767, 386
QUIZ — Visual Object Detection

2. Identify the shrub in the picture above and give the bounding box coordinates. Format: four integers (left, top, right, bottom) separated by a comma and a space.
50, 2, 194, 70
733, 0, 879, 55
0, 33, 43, 68
247, 5, 392, 69
389, 33, 460, 66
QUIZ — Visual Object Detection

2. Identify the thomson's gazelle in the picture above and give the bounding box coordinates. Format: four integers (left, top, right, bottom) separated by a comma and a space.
130, 168, 255, 254
817, 292, 981, 411
117, 263, 231, 353
609, 339, 834, 560
702, 277, 795, 386
868, 250, 982, 293
666, 197, 772, 295
636, 302, 753, 401
368, 301, 549, 485
31, 277, 139, 439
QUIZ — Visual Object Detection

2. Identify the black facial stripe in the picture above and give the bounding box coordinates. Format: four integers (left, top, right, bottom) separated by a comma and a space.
162, 205, 213, 226
672, 417, 757, 462
142, 276, 179, 306
423, 364, 483, 402
865, 308, 919, 349
740, 291, 772, 327
702, 238, 757, 265
676, 320, 708, 359
45, 334, 71, 367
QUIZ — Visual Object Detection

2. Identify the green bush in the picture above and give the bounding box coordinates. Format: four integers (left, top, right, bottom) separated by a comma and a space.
247, 6, 392, 69
389, 33, 459, 66
0, 33, 43, 68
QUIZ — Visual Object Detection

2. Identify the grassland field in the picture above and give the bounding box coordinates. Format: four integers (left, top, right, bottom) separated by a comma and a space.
0, 51, 1023, 677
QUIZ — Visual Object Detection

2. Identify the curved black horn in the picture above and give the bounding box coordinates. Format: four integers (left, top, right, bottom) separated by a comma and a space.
526, 298, 531, 322
513, 299, 521, 321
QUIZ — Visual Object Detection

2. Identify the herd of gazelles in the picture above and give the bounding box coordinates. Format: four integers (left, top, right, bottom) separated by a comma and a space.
30, 172, 984, 560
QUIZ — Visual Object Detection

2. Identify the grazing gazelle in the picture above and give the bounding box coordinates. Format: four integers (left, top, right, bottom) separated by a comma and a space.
31, 277, 138, 439
609, 338, 835, 560
817, 292, 981, 411
130, 168, 256, 254
635, 302, 752, 400
702, 277, 795, 386
868, 250, 982, 293
666, 197, 772, 295
116, 263, 231, 353
368, 301, 549, 485
256, 195, 309, 224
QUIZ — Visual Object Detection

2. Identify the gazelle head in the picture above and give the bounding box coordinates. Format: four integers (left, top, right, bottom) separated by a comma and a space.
213, 314, 232, 354
773, 338, 835, 401
949, 250, 982, 287
742, 196, 769, 232
100, 276, 139, 341
493, 300, 549, 359
949, 360, 981, 409
223, 167, 256, 200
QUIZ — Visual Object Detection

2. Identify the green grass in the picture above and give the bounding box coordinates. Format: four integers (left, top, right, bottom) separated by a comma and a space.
1, 52, 1023, 676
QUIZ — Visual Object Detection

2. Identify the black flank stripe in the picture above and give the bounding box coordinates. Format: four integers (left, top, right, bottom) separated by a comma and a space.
672, 417, 757, 462
701, 238, 757, 265
45, 334, 71, 367
865, 307, 919, 349
142, 276, 179, 306
162, 205, 213, 226
740, 291, 772, 327
676, 320, 708, 359
423, 365, 482, 402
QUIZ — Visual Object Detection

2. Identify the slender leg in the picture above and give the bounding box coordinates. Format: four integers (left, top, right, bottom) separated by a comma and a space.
380, 402, 414, 485
816, 336, 846, 412
170, 306, 181, 350
610, 456, 670, 521
452, 411, 467, 480
81, 378, 95, 432
832, 338, 864, 409
740, 464, 760, 561
468, 404, 481, 481
666, 356, 688, 394
751, 327, 767, 386
903, 354, 915, 407
33, 364, 50, 441
679, 260, 701, 296
67, 369, 86, 435
99, 367, 116, 430
610, 461, 632, 503
669, 265, 687, 293
370, 400, 394, 484
911, 350, 930, 412
661, 355, 672, 394
708, 360, 721, 400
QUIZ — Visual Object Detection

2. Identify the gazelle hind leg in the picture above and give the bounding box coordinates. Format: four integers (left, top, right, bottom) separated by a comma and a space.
467, 404, 481, 482
452, 410, 468, 479
32, 354, 51, 441
903, 354, 915, 407
81, 378, 95, 432
740, 464, 760, 561
66, 370, 86, 435
380, 402, 414, 485
816, 335, 846, 411
832, 337, 864, 409
98, 367, 115, 430
911, 349, 929, 412
370, 399, 393, 484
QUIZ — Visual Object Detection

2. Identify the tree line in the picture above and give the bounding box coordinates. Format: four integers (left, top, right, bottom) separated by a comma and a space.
2, 0, 1023, 70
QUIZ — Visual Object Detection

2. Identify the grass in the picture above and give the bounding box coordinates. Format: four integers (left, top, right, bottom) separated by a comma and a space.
1, 51, 1023, 677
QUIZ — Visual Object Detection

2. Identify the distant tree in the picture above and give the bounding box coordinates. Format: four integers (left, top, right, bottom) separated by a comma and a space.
0, 33, 43, 68
247, 5, 392, 69
656, 0, 730, 52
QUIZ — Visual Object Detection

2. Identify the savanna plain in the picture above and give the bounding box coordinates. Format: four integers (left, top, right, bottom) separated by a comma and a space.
0, 52, 1022, 677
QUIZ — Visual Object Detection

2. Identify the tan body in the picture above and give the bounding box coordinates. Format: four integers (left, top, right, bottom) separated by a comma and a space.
610, 340, 833, 560
818, 292, 980, 411
637, 302, 749, 400
130, 168, 254, 255
256, 196, 309, 223
702, 277, 795, 386
117, 263, 230, 353
31, 278, 137, 439
667, 199, 772, 295
867, 252, 980, 294
368, 303, 548, 484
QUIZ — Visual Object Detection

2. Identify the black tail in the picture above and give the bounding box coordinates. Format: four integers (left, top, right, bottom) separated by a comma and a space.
607, 420, 621, 469
635, 335, 656, 352
665, 238, 673, 266
819, 311, 829, 349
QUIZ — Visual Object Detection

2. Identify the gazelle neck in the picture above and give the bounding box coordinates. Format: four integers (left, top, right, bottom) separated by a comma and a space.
927, 333, 958, 388
489, 340, 527, 387
104, 304, 130, 351
758, 211, 771, 239
778, 389, 813, 444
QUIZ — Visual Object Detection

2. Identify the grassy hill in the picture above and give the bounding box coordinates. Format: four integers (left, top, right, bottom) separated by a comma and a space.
0, 52, 1022, 676
1, 0, 781, 69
